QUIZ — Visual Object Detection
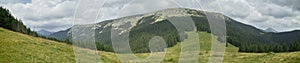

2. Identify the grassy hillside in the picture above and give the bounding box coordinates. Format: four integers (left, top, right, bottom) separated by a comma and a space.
0, 27, 76, 63
1, 27, 300, 63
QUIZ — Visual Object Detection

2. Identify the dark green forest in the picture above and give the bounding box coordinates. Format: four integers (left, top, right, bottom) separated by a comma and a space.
128, 16, 181, 53
93, 15, 181, 53
0, 7, 71, 44
0, 7, 38, 37
191, 13, 300, 53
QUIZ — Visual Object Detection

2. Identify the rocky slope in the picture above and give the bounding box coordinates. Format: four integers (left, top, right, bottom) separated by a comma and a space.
49, 8, 300, 53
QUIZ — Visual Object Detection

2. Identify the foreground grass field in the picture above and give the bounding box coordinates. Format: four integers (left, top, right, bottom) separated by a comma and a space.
0, 27, 300, 63
0, 28, 76, 63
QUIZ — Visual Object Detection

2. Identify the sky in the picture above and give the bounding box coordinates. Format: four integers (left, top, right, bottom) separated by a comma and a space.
0, 0, 299, 32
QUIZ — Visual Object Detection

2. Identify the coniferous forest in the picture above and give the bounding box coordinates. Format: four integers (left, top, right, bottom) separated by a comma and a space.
0, 7, 38, 37
0, 7, 70, 44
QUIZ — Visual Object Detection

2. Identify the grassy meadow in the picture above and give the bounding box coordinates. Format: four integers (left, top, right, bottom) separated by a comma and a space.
0, 27, 300, 63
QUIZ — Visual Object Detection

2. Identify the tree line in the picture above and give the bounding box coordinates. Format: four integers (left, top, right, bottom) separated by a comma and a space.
239, 41, 300, 53
188, 14, 300, 53
0, 7, 38, 37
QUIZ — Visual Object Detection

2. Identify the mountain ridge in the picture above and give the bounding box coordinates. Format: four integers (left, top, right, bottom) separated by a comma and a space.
48, 29, 69, 41
49, 8, 300, 53
264, 28, 278, 33
37, 29, 53, 37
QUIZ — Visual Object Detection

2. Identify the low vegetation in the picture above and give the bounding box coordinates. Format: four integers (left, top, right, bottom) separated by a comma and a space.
1, 27, 300, 63
0, 27, 75, 63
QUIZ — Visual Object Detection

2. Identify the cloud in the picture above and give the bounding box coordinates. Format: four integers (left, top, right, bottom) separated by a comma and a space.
219, 0, 253, 18
0, 0, 299, 32
25, 17, 73, 31
247, 0, 297, 18
268, 0, 300, 11
1, 0, 77, 32
19, 0, 75, 21
0, 0, 31, 4
201, 0, 300, 32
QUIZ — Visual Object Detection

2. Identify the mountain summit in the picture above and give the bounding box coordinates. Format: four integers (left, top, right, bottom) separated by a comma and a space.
37, 30, 53, 37
264, 28, 277, 33
49, 8, 300, 53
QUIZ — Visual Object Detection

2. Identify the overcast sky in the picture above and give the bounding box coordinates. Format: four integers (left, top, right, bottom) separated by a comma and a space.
0, 0, 299, 32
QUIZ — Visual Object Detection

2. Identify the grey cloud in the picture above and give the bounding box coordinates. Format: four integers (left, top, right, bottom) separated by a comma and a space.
1, 0, 300, 32
2, 0, 77, 21
26, 0, 77, 21
1, 0, 77, 31
255, 3, 296, 18
38, 23, 71, 31
293, 2, 300, 11
103, 0, 129, 7
24, 17, 73, 32
268, 0, 300, 10
206, 0, 300, 31
115, 0, 180, 17
220, 0, 252, 18
0, 0, 31, 4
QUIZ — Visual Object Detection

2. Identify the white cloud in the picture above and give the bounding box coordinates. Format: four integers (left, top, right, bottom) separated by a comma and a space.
0, 0, 299, 32
201, 0, 300, 32
25, 17, 73, 32
249, 1, 296, 18
1, 0, 77, 32
297, 15, 300, 21
116, 0, 180, 17
0, 0, 31, 4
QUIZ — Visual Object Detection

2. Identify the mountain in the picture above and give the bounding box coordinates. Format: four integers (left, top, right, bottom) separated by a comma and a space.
264, 28, 277, 32
49, 8, 300, 53
1, 7, 300, 63
48, 29, 69, 41
37, 30, 53, 37
2, 27, 300, 63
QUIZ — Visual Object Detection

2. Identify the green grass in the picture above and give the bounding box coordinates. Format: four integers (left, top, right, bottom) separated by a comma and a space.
0, 28, 76, 63
1, 27, 300, 63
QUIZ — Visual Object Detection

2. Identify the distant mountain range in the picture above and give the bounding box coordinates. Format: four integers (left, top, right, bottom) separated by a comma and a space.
264, 28, 278, 33
48, 8, 300, 53
37, 30, 53, 37
48, 29, 69, 41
